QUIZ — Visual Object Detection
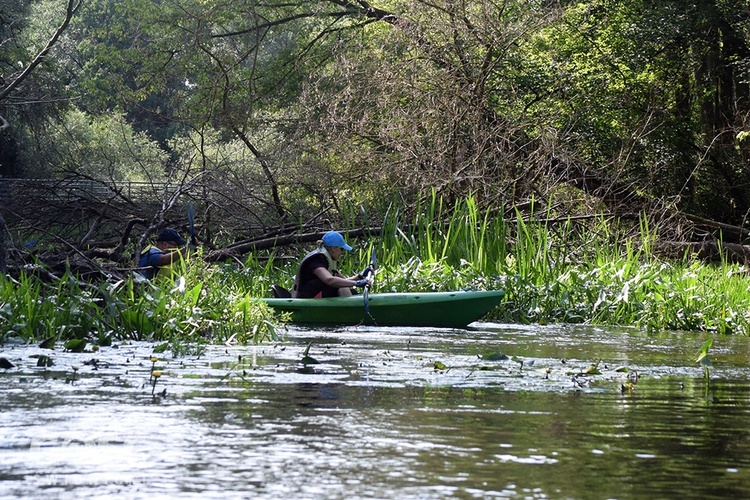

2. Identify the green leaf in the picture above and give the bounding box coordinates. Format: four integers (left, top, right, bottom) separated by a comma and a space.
38, 335, 56, 349
36, 355, 54, 367
64, 339, 87, 353
696, 338, 713, 364
300, 355, 319, 365
583, 364, 601, 375
483, 352, 509, 361
434, 360, 446, 370
153, 343, 169, 353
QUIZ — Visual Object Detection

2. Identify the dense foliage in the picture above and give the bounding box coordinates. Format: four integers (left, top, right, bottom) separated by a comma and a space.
1, 0, 749, 240
3, 197, 750, 347
1, 1, 750, 342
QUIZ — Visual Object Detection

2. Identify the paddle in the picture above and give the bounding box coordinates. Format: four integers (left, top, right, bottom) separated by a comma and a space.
363, 246, 377, 315
187, 200, 196, 244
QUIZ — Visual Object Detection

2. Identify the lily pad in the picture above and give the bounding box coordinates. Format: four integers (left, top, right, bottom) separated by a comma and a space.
153, 343, 169, 353
484, 352, 509, 361
36, 355, 54, 367
300, 355, 319, 365
64, 339, 87, 353
38, 336, 56, 349
583, 364, 601, 375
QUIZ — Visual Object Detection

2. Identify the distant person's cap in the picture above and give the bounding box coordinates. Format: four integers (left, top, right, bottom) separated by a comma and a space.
322, 231, 352, 251
157, 228, 187, 245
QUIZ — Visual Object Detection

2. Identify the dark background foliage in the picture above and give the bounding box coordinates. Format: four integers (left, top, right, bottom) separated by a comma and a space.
1, 0, 749, 258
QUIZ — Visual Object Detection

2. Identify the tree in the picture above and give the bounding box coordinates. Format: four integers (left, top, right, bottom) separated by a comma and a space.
0, 0, 82, 176
538, 0, 750, 223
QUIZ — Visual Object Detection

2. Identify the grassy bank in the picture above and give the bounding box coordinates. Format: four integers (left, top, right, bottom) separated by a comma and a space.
0, 254, 282, 349
336, 194, 750, 335
2, 194, 749, 346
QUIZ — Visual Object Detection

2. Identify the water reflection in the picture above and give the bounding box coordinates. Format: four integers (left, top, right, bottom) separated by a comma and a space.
1, 323, 749, 498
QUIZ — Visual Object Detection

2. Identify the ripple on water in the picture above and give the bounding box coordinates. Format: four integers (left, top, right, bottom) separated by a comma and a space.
1, 324, 750, 499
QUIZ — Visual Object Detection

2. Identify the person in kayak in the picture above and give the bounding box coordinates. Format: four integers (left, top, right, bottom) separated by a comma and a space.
292, 231, 372, 298
138, 227, 190, 280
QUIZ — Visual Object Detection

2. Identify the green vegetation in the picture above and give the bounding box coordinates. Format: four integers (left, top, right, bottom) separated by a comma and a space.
2, 1, 749, 248
359, 195, 750, 334
2, 2, 749, 346
2, 195, 748, 347
0, 252, 282, 348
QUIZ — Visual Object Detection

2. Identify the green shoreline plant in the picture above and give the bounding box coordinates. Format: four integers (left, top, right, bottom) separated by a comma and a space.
0, 252, 283, 347
2, 194, 750, 346
344, 193, 750, 335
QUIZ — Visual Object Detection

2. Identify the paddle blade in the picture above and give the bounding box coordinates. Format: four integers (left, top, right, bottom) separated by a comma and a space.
187, 201, 195, 238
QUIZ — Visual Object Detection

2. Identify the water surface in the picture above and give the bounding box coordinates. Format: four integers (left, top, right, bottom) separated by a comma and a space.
1, 323, 749, 499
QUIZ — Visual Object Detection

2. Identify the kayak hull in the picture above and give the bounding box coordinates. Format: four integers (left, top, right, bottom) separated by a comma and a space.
260, 290, 504, 328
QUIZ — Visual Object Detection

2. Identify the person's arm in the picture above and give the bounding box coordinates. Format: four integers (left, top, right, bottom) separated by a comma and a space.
313, 267, 370, 288
154, 250, 184, 266
143, 247, 186, 267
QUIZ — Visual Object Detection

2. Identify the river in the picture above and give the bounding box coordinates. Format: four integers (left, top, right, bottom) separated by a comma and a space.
1, 323, 749, 499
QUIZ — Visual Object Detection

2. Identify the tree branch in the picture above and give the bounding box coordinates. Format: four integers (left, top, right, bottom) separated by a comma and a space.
0, 0, 82, 103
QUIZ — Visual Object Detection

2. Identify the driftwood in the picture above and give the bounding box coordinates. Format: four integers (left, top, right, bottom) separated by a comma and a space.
4, 207, 750, 282
656, 240, 750, 265
683, 213, 750, 243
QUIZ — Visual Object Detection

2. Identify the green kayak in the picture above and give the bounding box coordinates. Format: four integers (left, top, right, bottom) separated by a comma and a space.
260, 290, 504, 328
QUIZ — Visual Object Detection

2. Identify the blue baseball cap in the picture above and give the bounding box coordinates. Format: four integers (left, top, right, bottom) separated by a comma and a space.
157, 228, 187, 245
322, 231, 352, 251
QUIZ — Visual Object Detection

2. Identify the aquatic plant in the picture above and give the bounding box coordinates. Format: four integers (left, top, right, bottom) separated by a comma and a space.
0, 254, 282, 346
339, 193, 750, 335
2, 193, 750, 345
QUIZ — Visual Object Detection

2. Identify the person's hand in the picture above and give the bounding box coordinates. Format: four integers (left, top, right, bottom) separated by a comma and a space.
353, 278, 371, 288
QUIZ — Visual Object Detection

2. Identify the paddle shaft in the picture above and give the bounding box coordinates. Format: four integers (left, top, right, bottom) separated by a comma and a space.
187, 201, 196, 240
363, 247, 376, 314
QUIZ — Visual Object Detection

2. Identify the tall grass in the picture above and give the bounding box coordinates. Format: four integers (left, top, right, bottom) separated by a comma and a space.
3, 193, 750, 345
0, 251, 281, 346
341, 193, 750, 335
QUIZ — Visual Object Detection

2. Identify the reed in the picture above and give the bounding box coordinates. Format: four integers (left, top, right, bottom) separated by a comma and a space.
341, 193, 750, 335
2, 193, 750, 344
0, 252, 281, 346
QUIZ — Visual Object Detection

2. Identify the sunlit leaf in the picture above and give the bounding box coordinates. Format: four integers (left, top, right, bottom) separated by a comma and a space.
64, 338, 86, 352
583, 364, 601, 375
696, 338, 713, 363
153, 343, 169, 353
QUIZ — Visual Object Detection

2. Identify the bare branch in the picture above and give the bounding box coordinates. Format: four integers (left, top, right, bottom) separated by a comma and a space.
0, 0, 82, 102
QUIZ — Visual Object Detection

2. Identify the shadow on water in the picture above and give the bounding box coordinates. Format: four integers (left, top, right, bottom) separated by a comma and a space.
1, 322, 750, 499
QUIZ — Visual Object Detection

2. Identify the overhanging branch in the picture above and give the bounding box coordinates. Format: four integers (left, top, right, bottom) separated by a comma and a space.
0, 0, 82, 102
